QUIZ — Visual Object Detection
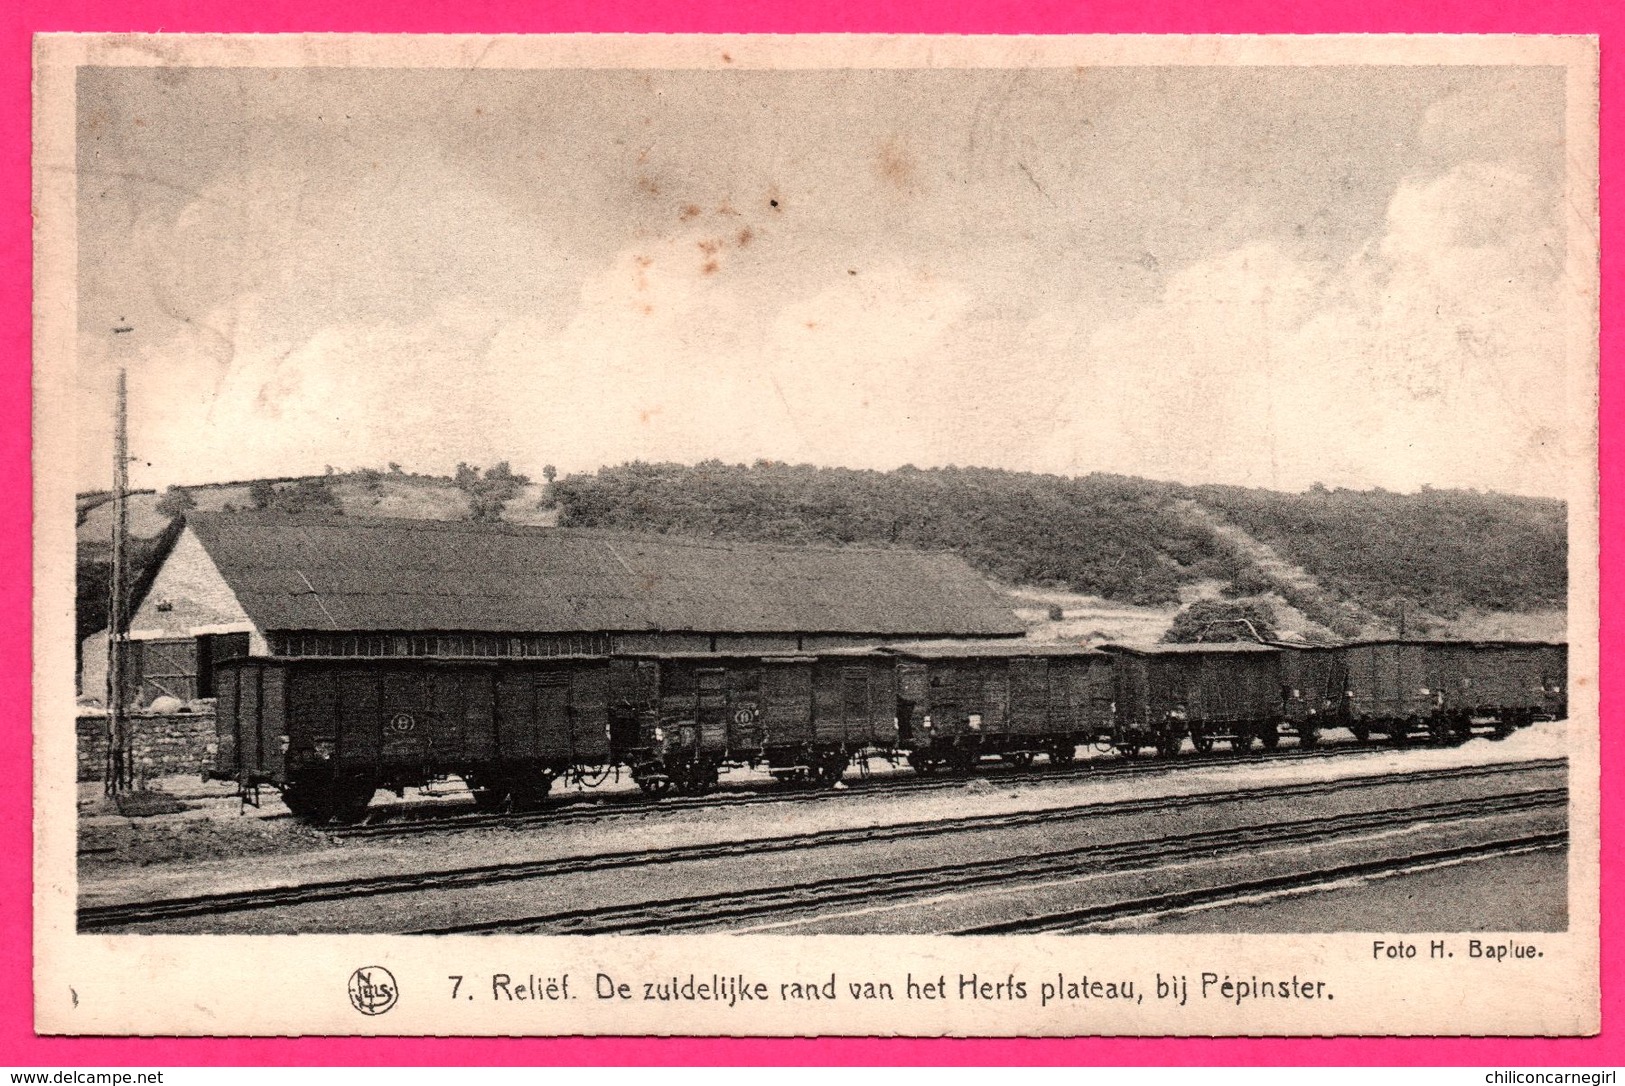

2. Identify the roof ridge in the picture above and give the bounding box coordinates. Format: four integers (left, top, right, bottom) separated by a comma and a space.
186, 511, 957, 558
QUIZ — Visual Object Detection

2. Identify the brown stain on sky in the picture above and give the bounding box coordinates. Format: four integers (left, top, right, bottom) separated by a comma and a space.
876, 137, 915, 191
697, 238, 723, 276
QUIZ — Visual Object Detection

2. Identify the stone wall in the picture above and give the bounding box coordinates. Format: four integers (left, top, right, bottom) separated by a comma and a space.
76, 710, 217, 783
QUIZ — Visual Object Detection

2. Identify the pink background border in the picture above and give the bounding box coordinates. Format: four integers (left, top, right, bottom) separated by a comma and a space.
2, 0, 1615, 1066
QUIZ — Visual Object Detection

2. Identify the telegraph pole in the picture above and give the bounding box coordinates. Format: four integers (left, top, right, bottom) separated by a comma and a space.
104, 326, 133, 795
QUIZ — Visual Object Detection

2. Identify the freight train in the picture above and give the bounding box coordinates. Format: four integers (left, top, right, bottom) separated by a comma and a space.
208, 637, 1568, 823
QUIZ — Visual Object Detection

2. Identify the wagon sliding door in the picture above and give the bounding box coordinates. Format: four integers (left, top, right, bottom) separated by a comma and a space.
569, 666, 612, 763
1009, 657, 1049, 738
894, 662, 928, 746
762, 661, 814, 750
495, 671, 546, 765
378, 668, 432, 768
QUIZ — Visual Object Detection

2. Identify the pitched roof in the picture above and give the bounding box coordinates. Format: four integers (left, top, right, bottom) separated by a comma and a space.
882, 640, 1106, 659
1099, 641, 1282, 656
185, 514, 1024, 638
1340, 638, 1567, 650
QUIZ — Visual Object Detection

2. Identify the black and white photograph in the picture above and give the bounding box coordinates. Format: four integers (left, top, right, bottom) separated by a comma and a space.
34, 33, 1599, 1036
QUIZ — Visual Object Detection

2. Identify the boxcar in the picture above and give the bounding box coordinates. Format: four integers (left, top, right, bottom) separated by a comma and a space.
1273, 643, 1347, 747
1530, 642, 1569, 721
884, 642, 1115, 772
1339, 639, 1566, 744
1101, 643, 1285, 755
210, 654, 612, 821
610, 650, 897, 792
1454, 641, 1568, 727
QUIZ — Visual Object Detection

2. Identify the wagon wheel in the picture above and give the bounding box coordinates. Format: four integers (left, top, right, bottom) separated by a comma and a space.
326, 776, 378, 824
1297, 724, 1320, 749
462, 772, 507, 811
1490, 716, 1515, 741
468, 782, 507, 812
1154, 733, 1181, 759
907, 752, 938, 776
1230, 733, 1257, 754
670, 763, 707, 795
1116, 744, 1141, 759
1390, 720, 1412, 747
1259, 723, 1280, 750
279, 781, 322, 821
281, 768, 373, 824
637, 775, 675, 797
1351, 721, 1371, 744
508, 773, 554, 811
814, 756, 847, 789
1048, 743, 1077, 767
675, 762, 720, 795
1005, 751, 1035, 768
1190, 729, 1214, 755
947, 748, 979, 776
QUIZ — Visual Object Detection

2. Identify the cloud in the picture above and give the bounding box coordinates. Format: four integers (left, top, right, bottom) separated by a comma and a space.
1045, 163, 1570, 495
86, 155, 1571, 500
101, 228, 976, 487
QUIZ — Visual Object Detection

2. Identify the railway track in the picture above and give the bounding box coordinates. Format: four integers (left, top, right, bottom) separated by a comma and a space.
414, 788, 1565, 935
322, 733, 1494, 840
79, 758, 1564, 933
955, 832, 1568, 935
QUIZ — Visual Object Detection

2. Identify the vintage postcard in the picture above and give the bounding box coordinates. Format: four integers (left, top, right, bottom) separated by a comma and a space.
33, 33, 1599, 1037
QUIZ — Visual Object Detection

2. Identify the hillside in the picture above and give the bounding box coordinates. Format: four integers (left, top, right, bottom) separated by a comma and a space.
552, 463, 1566, 640
75, 461, 1568, 648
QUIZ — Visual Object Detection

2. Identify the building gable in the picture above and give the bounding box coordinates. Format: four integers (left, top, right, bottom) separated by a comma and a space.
128, 525, 265, 652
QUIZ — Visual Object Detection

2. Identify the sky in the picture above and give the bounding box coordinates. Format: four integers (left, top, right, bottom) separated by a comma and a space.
74, 61, 1574, 496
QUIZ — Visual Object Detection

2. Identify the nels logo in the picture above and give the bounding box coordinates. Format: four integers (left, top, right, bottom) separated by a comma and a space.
348, 966, 399, 1015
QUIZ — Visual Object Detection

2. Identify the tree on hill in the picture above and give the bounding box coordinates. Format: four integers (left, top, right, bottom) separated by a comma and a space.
248, 478, 343, 517
154, 485, 196, 519
456, 461, 530, 522
248, 479, 277, 510
1162, 598, 1278, 644
278, 478, 344, 516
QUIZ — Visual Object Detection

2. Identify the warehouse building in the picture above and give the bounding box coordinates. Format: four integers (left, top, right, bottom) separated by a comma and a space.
107, 513, 1023, 708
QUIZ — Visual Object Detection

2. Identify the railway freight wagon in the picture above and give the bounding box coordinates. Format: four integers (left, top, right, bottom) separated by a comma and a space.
1274, 643, 1347, 747
1339, 639, 1567, 744
610, 650, 898, 793
1531, 642, 1569, 720
882, 642, 1114, 773
1101, 643, 1285, 755
210, 654, 613, 821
